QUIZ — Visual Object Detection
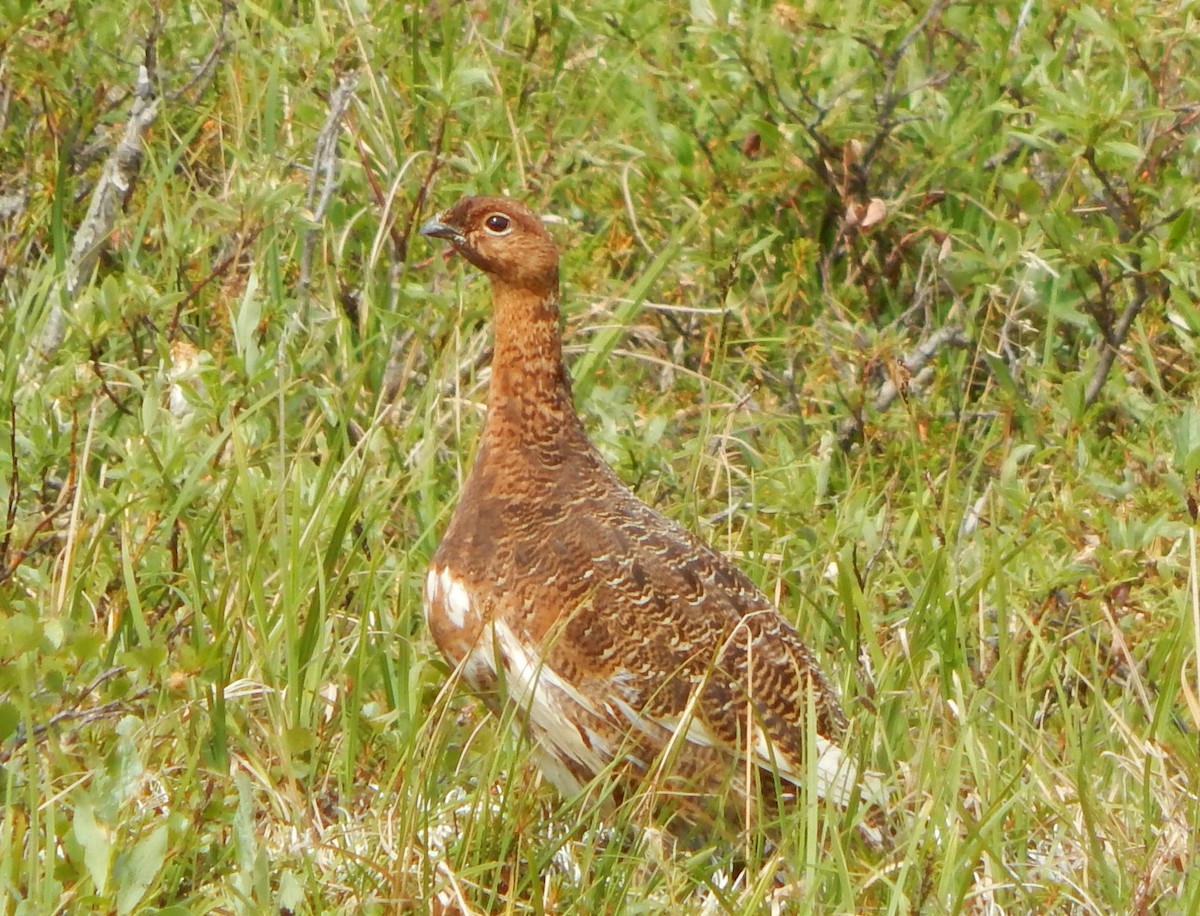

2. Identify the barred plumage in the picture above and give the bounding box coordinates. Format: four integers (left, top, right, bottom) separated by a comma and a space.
420, 195, 887, 845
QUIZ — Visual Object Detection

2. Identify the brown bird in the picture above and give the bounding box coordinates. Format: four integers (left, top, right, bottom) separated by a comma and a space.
420, 195, 886, 845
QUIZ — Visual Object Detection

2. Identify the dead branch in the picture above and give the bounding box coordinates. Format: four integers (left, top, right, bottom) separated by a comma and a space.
169, 0, 234, 104
29, 62, 159, 367
838, 324, 971, 448
298, 73, 359, 295
1084, 273, 1150, 408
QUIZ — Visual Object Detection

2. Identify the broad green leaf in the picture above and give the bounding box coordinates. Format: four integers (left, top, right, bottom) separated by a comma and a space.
115, 825, 168, 915
73, 802, 111, 896
1098, 139, 1144, 162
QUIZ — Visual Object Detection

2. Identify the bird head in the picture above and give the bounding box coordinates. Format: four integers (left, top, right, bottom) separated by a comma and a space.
420, 196, 559, 293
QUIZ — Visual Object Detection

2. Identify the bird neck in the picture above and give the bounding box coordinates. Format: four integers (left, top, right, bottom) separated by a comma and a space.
483, 279, 589, 454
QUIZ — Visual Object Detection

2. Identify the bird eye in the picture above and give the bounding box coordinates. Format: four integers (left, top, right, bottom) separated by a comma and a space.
483, 213, 512, 235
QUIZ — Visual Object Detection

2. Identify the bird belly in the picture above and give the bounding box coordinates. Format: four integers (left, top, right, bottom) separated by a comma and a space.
423, 565, 484, 672
464, 618, 617, 796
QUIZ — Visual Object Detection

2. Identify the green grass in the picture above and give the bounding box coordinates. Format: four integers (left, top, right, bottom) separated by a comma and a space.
2, 0, 1200, 911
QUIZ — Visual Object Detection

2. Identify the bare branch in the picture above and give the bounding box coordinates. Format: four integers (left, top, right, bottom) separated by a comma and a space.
1008, 0, 1037, 55
838, 324, 971, 448
169, 0, 234, 103
1084, 273, 1150, 408
29, 63, 159, 366
1083, 146, 1139, 240
887, 0, 949, 71
298, 73, 360, 295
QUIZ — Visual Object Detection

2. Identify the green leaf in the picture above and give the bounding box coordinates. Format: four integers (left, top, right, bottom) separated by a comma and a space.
232, 268, 262, 377
73, 802, 111, 896
0, 701, 18, 741
1098, 139, 1143, 162
115, 825, 169, 914
233, 769, 258, 898
1072, 5, 1124, 47
1173, 406, 1200, 476
1168, 295, 1200, 335
451, 65, 493, 92
283, 725, 317, 754
278, 869, 304, 911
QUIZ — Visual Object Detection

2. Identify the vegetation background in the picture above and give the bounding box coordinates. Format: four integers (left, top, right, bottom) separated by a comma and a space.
2, 0, 1198, 911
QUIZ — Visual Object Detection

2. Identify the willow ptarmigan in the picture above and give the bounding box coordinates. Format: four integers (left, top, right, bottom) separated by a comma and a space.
420, 195, 887, 845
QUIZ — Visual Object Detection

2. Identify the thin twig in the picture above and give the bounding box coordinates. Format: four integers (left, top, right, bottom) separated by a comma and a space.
0, 684, 155, 764
1083, 274, 1149, 408
1, 399, 20, 573
88, 341, 134, 416
393, 110, 450, 264
377, 112, 451, 420
1083, 146, 1138, 240
380, 327, 417, 408
1078, 146, 1154, 406
860, 0, 949, 175
169, 0, 234, 103
888, 0, 948, 69
169, 225, 262, 336
353, 131, 405, 257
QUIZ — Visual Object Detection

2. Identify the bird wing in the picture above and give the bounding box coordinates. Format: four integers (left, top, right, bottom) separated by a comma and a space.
505, 493, 886, 814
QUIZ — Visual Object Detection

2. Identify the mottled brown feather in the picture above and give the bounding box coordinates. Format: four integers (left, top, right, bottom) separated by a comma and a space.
420, 195, 886, 844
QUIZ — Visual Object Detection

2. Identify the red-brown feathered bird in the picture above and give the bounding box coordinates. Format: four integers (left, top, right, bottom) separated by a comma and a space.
420, 195, 887, 845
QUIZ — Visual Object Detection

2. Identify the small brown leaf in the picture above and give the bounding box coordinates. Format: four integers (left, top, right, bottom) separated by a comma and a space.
938, 235, 953, 263
861, 197, 887, 229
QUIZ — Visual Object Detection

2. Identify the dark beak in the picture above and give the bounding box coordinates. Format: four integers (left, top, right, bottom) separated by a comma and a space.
419, 213, 464, 243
